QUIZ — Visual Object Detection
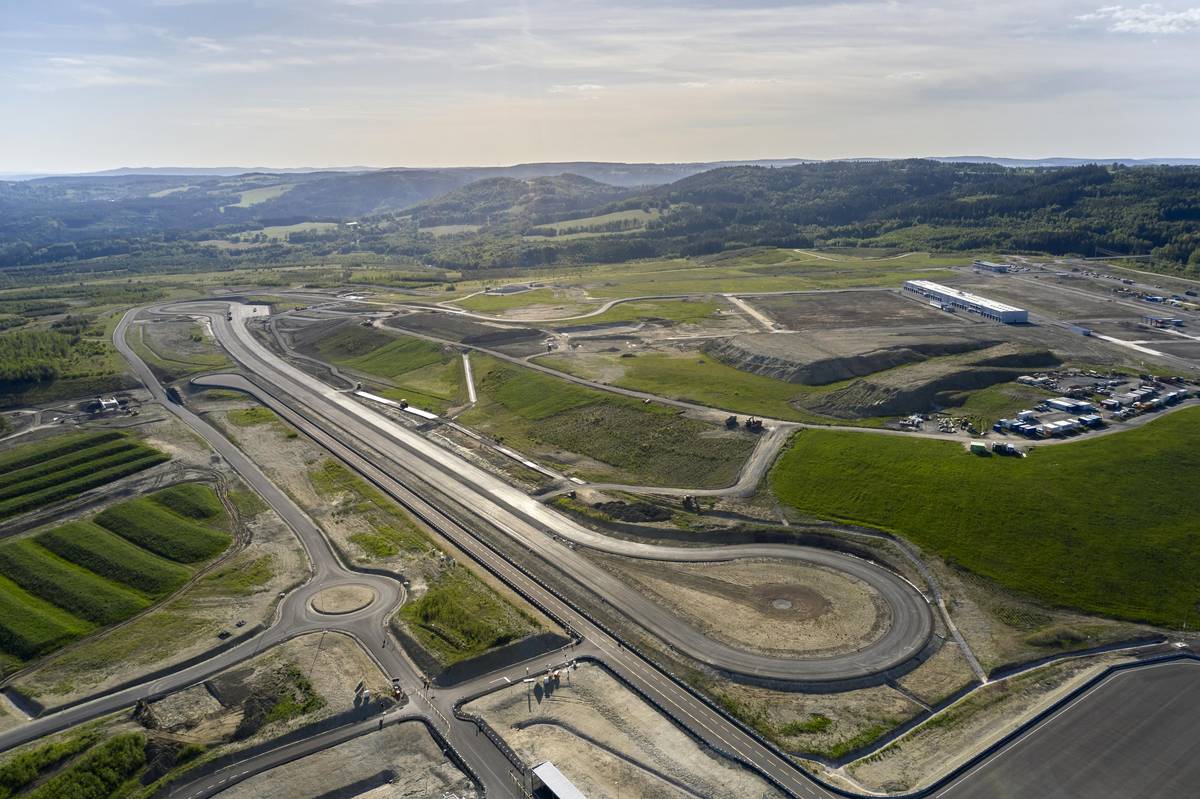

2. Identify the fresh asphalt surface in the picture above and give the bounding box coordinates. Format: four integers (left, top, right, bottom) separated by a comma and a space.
931, 659, 1200, 799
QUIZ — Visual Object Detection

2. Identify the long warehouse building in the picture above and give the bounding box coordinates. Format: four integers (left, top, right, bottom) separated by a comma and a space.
903, 279, 1028, 323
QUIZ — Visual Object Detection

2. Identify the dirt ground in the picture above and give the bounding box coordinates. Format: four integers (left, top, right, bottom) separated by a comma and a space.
595, 556, 890, 659
895, 642, 978, 706
216, 721, 477, 799
746, 290, 968, 331
931, 558, 1151, 675
842, 653, 1137, 793
145, 632, 394, 749
466, 663, 783, 799
702, 675, 921, 761
943, 272, 1145, 322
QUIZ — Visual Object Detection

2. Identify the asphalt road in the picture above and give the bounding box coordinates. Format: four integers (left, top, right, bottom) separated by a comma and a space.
195, 301, 934, 685
3, 297, 1195, 799
931, 659, 1200, 799
0, 309, 523, 799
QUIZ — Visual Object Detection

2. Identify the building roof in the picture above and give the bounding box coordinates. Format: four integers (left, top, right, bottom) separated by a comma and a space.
533, 762, 587, 799
904, 280, 1026, 315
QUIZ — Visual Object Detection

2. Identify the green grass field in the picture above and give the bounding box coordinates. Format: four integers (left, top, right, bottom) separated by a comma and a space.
0, 431, 169, 520
770, 408, 1200, 625
228, 184, 293, 208
452, 287, 597, 315
311, 327, 465, 414
550, 298, 719, 328
459, 356, 756, 486
398, 565, 539, 665
0, 484, 232, 670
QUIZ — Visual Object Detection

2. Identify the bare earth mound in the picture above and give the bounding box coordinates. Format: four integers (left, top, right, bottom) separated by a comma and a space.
705, 331, 996, 385
796, 342, 1060, 418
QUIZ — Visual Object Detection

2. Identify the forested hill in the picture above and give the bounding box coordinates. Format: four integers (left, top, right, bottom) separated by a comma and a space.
408, 174, 632, 226
619, 160, 1200, 262
2, 159, 1199, 276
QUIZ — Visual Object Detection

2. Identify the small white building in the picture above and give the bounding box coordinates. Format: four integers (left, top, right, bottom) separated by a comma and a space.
532, 762, 586, 799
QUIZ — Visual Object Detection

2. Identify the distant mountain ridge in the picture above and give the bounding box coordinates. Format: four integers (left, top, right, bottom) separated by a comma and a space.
6, 155, 1199, 184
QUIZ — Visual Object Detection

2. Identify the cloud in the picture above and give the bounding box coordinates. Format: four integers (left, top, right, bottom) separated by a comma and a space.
1078, 4, 1200, 34
22, 55, 165, 90
548, 83, 605, 93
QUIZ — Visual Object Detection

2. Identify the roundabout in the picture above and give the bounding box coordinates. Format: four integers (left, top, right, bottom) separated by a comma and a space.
310, 584, 378, 616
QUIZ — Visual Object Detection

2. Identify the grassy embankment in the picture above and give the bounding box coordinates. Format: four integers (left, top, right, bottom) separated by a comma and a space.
308, 326, 464, 414
941, 382, 1058, 429
125, 320, 231, 382
460, 355, 756, 487
308, 458, 543, 666
538, 351, 892, 427
771, 407, 1200, 625
0, 482, 231, 673
399, 565, 540, 665
0, 431, 169, 521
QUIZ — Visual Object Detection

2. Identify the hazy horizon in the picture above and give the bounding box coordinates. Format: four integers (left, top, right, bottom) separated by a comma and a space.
3, 0, 1200, 173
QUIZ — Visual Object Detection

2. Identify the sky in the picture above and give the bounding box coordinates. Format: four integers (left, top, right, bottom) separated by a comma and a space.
1, 0, 1199, 172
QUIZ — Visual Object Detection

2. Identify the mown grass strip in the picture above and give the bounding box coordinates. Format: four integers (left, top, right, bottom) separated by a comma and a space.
95, 499, 231, 563
0, 439, 140, 491
147, 482, 223, 521
0, 444, 159, 502
0, 430, 122, 475
0, 452, 170, 520
36, 521, 192, 598
0, 540, 149, 625
0, 574, 92, 661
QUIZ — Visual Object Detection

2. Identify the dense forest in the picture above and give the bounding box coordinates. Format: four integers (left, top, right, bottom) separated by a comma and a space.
2, 160, 1199, 278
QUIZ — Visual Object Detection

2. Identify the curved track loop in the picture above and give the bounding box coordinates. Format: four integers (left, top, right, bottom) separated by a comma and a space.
179, 299, 934, 685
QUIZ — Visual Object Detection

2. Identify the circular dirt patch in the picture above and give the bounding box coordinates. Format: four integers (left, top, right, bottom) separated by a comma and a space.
752, 584, 832, 620
311, 584, 376, 615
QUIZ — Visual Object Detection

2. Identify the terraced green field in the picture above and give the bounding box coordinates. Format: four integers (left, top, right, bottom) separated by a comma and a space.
95, 500, 230, 563
0, 431, 169, 520
0, 483, 232, 670
771, 407, 1200, 625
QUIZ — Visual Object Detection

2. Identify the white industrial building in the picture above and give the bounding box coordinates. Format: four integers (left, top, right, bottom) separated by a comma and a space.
902, 280, 1029, 324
